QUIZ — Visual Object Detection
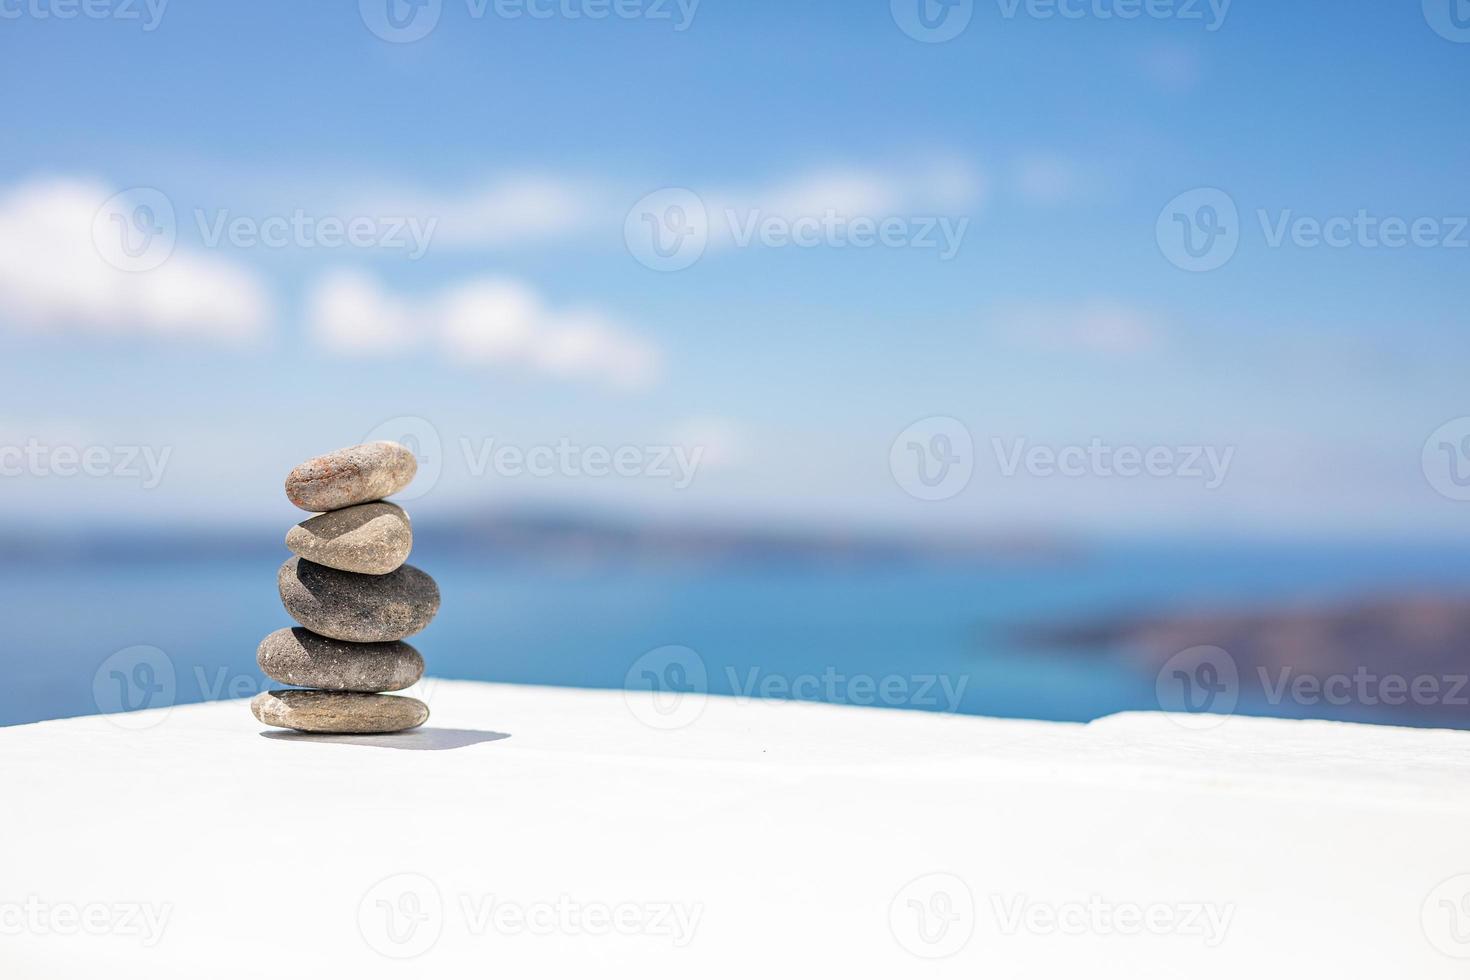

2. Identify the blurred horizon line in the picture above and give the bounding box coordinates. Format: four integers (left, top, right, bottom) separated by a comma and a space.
6, 503, 1470, 567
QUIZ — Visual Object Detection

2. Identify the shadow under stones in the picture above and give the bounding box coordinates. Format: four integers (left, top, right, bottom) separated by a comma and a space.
259, 727, 511, 751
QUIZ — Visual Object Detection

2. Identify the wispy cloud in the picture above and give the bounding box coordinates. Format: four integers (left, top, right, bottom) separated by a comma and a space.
0, 177, 272, 344
348, 173, 607, 249
702, 160, 985, 247
667, 416, 749, 469
1009, 153, 1093, 207
343, 160, 985, 254
1138, 42, 1203, 92
992, 300, 1165, 355
306, 269, 662, 390
724, 161, 981, 215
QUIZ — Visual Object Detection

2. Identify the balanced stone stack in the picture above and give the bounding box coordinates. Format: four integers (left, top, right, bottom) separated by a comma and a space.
250, 441, 440, 734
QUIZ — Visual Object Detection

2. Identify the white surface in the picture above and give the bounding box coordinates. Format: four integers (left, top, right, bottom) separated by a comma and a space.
5, 680, 1470, 977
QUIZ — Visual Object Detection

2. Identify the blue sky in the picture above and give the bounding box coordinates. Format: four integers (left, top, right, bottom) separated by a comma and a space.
1, 0, 1468, 536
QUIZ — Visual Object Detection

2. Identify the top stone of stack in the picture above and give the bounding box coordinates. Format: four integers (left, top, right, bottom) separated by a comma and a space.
285, 441, 417, 513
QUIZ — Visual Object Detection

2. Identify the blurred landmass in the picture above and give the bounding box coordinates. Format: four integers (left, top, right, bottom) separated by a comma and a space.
1022, 595, 1470, 726
2, 508, 1070, 568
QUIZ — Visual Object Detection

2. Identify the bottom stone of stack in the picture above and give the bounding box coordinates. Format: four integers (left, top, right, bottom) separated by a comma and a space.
251, 689, 429, 734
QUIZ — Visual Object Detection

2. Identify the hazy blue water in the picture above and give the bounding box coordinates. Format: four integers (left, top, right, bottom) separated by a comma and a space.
9, 540, 1470, 730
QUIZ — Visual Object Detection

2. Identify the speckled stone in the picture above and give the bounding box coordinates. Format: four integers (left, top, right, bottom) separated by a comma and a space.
284, 441, 417, 513
285, 501, 412, 575
251, 689, 429, 734
278, 557, 440, 643
256, 627, 423, 693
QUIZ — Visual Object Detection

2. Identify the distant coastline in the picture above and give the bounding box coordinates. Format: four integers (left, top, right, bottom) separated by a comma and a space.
0, 508, 1073, 568
1020, 594, 1470, 726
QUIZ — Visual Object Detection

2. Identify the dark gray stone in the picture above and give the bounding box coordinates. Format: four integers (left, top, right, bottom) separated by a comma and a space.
285, 501, 412, 575
285, 441, 417, 513
256, 627, 423, 693
278, 557, 440, 643
251, 689, 429, 734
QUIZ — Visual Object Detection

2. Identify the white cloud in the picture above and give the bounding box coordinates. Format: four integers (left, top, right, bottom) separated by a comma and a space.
704, 160, 985, 246
307, 269, 662, 390
1010, 154, 1092, 206
304, 269, 416, 355
668, 416, 749, 469
350, 173, 604, 249
0, 177, 272, 344
438, 279, 541, 362
994, 300, 1164, 355
1139, 43, 1203, 92
746, 171, 903, 218
348, 161, 985, 254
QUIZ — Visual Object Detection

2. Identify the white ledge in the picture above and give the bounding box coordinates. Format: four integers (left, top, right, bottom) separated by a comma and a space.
5, 680, 1470, 977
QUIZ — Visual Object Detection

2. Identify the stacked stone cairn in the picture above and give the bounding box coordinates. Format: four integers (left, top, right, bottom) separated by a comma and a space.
250, 441, 440, 735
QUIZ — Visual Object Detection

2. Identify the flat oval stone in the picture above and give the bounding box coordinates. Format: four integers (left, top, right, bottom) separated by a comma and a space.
256, 627, 423, 693
285, 502, 412, 575
251, 689, 429, 734
278, 557, 440, 642
285, 441, 417, 513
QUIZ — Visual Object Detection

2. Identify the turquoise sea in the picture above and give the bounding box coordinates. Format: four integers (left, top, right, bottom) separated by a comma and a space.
9, 540, 1470, 730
